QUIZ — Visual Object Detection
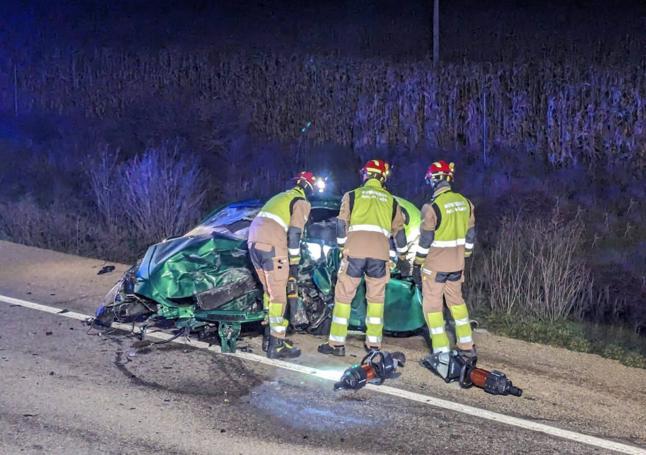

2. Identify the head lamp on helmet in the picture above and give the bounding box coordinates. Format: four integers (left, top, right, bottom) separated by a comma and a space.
294, 171, 326, 194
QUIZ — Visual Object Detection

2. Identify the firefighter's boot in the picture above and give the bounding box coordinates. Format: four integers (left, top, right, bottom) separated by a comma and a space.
267, 336, 301, 359
317, 343, 346, 357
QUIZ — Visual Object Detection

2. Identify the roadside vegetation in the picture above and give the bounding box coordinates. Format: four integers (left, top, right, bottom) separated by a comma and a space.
482, 316, 646, 369
0, 0, 643, 367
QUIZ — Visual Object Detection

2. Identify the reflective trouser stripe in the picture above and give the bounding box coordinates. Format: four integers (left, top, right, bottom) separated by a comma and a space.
365, 302, 384, 347
268, 302, 289, 338
366, 335, 382, 344
262, 293, 270, 311
329, 302, 351, 346
450, 304, 473, 348
426, 311, 450, 353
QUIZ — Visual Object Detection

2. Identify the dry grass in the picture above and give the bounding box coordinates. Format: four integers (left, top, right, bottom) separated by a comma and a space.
6, 50, 645, 168
0, 142, 207, 263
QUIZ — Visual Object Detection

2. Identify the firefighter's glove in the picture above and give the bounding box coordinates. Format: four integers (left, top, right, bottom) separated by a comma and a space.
412, 264, 422, 289
397, 256, 411, 278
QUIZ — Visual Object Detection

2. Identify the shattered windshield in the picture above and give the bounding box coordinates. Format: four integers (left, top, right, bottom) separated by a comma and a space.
185, 201, 263, 239
185, 198, 341, 244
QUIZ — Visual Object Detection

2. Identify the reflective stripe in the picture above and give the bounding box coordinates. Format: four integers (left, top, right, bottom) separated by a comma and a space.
288, 248, 300, 256
269, 317, 283, 324
336, 237, 347, 244
329, 334, 346, 343
257, 211, 289, 231
332, 316, 348, 326
465, 242, 474, 249
366, 317, 383, 325
396, 245, 408, 254
417, 245, 430, 255
422, 268, 432, 275
431, 238, 466, 248
348, 224, 390, 237
430, 327, 445, 335
459, 336, 473, 344
455, 317, 470, 326
433, 346, 450, 353
366, 335, 382, 344
272, 325, 287, 333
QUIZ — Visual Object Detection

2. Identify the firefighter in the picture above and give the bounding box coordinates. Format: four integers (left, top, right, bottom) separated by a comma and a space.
413, 161, 477, 359
318, 160, 408, 356
391, 196, 421, 274
248, 171, 324, 359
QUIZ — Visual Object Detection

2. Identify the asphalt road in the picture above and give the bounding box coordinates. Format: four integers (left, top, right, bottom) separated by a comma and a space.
1, 241, 645, 455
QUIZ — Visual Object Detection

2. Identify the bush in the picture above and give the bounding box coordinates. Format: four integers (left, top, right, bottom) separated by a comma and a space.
120, 141, 206, 245
87, 140, 207, 248
476, 210, 590, 322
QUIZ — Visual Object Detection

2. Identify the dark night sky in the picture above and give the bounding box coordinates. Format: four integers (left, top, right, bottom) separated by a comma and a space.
1, 0, 645, 61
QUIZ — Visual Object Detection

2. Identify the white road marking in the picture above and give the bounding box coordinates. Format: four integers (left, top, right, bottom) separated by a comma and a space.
0, 294, 644, 455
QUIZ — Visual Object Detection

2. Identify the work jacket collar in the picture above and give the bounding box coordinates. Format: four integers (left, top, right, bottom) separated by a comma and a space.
432, 181, 452, 199
363, 178, 384, 189
292, 186, 307, 199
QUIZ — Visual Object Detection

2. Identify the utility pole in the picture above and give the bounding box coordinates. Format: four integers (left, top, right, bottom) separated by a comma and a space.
433, 0, 440, 66
13, 64, 19, 116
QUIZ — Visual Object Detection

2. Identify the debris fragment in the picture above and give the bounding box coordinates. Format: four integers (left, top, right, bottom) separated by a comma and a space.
98, 265, 116, 275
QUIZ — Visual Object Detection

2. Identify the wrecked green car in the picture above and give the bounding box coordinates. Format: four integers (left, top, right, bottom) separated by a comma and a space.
96, 197, 425, 352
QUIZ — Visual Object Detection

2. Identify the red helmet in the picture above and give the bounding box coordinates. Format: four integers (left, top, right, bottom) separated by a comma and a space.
360, 159, 391, 181
425, 160, 455, 183
294, 171, 316, 187
294, 171, 326, 193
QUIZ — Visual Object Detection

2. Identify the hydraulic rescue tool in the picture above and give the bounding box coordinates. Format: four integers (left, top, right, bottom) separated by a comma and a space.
334, 350, 406, 391
422, 351, 522, 397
